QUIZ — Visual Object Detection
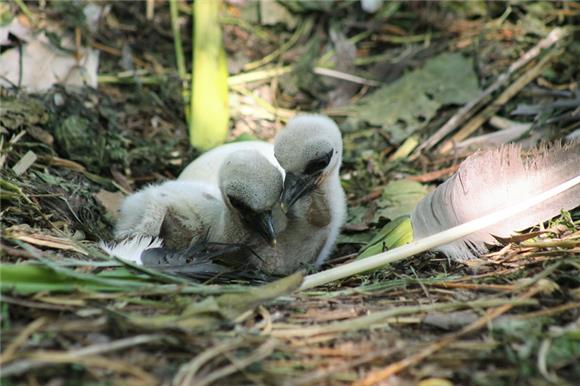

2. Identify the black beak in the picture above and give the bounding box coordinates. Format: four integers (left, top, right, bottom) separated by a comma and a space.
254, 211, 277, 246
280, 172, 318, 213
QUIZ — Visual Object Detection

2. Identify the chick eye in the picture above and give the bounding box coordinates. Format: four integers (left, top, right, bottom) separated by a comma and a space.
303, 150, 333, 175
228, 195, 252, 213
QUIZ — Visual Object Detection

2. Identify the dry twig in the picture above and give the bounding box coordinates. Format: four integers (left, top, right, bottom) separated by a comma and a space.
413, 28, 567, 155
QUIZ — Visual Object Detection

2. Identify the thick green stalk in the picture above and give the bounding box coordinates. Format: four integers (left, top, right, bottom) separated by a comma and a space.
190, 0, 229, 150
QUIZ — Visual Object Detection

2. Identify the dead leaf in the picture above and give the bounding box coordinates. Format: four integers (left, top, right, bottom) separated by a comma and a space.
93, 190, 126, 221
338, 52, 480, 144
4, 227, 88, 255
0, 19, 99, 92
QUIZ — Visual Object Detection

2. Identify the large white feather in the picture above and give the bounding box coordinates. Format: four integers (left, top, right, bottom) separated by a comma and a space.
301, 141, 579, 290
411, 141, 579, 260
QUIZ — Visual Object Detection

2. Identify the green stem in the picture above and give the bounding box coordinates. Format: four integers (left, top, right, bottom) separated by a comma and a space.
169, 0, 189, 125
169, 0, 187, 79
243, 18, 313, 72
13, 0, 36, 24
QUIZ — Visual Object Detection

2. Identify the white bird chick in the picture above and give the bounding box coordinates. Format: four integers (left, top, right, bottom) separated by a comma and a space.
180, 141, 283, 184
175, 116, 346, 274
273, 114, 347, 267
115, 150, 283, 251
216, 150, 284, 247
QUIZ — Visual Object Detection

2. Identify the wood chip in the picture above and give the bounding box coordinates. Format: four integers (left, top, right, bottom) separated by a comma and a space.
12, 150, 37, 176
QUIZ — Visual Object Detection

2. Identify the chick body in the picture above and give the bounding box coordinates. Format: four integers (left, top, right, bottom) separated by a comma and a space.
178, 115, 346, 274
180, 141, 284, 184
116, 151, 282, 251
274, 115, 347, 270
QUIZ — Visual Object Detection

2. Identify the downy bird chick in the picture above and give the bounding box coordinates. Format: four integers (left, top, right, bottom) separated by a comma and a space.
180, 141, 283, 184
115, 150, 283, 251
177, 115, 347, 274
273, 114, 347, 269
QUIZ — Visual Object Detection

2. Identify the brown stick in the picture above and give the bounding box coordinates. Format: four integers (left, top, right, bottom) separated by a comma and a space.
406, 164, 460, 183
413, 28, 567, 155
353, 282, 549, 386
438, 49, 560, 153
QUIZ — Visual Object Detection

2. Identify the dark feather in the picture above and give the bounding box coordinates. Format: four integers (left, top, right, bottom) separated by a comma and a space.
140, 240, 275, 282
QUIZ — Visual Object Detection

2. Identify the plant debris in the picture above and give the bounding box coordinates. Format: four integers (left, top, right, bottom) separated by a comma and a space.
1, 1, 579, 385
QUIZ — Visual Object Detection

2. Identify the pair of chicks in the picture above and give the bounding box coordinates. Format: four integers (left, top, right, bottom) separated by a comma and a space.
115, 115, 346, 275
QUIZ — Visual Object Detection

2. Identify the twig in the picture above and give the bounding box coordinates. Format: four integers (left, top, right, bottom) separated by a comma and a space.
99, 66, 295, 87
0, 318, 47, 364
169, 0, 187, 81
488, 116, 532, 131
431, 282, 515, 292
455, 115, 532, 150
515, 302, 580, 320
271, 298, 535, 338
287, 347, 403, 386
438, 49, 559, 153
354, 280, 551, 385
13, 0, 36, 25
146, 0, 155, 20
406, 164, 460, 183
221, 16, 271, 41
414, 28, 567, 154
1, 334, 166, 377
190, 339, 276, 386
0, 295, 75, 311
173, 338, 245, 386
313, 67, 381, 87
0, 242, 38, 259
231, 85, 295, 120
228, 66, 293, 86
243, 18, 313, 71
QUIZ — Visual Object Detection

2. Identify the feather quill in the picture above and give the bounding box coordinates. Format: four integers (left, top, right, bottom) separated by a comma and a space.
301, 141, 579, 290
411, 141, 579, 260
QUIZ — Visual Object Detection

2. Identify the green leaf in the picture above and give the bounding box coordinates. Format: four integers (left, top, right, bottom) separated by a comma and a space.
0, 264, 146, 294
374, 180, 429, 223
190, 0, 230, 151
341, 52, 480, 143
358, 216, 413, 259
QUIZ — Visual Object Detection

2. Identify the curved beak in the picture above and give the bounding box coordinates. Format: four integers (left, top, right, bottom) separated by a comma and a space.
280, 172, 318, 213
255, 211, 277, 246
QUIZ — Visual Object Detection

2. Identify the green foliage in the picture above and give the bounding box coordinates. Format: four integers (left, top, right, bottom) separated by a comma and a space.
373, 180, 429, 222
341, 52, 481, 143
121, 272, 303, 331
40, 89, 128, 174
488, 317, 580, 383
0, 96, 49, 130
347, 180, 428, 226
0, 263, 146, 294
358, 216, 413, 259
